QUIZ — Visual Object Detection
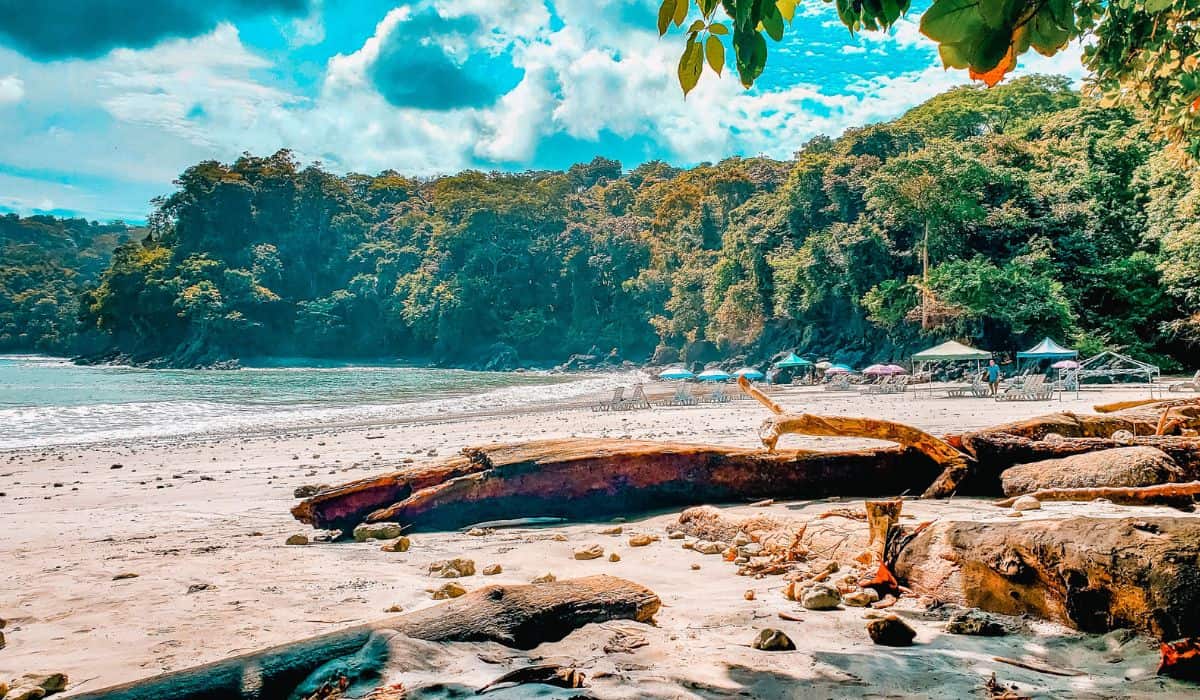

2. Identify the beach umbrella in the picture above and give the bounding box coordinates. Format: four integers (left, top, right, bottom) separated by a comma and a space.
774, 352, 812, 368
815, 361, 832, 370
863, 364, 889, 376
825, 364, 853, 374
1051, 359, 1079, 370
735, 367, 765, 381
885, 364, 908, 375
697, 368, 734, 381
658, 367, 694, 380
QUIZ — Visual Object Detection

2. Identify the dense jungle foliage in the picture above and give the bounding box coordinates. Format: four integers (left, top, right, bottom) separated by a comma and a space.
0, 215, 139, 353
5, 76, 1199, 369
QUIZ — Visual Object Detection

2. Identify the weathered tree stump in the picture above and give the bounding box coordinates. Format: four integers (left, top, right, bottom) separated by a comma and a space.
891, 517, 1200, 640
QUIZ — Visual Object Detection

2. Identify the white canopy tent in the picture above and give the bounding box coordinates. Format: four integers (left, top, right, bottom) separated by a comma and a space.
911, 340, 992, 396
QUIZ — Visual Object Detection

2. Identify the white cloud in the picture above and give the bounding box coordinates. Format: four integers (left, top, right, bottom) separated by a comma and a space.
284, 0, 326, 48
0, 73, 22, 103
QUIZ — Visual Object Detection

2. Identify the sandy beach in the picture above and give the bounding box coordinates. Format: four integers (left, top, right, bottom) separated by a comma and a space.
2, 381, 1196, 698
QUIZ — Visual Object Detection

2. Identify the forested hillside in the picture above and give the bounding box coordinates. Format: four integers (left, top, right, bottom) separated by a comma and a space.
0, 215, 140, 354
12, 75, 1199, 369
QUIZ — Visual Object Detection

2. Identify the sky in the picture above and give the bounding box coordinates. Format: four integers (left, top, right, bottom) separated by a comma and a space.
0, 0, 1086, 223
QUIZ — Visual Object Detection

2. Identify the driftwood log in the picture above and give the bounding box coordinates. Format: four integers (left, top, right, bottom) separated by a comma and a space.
72, 575, 660, 700
293, 397, 1200, 533
293, 439, 945, 532
993, 481, 1200, 508
891, 517, 1200, 640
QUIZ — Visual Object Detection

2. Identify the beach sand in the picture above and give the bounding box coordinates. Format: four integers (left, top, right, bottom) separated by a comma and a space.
1, 381, 1195, 698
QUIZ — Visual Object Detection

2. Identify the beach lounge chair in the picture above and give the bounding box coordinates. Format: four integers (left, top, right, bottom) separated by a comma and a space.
591, 386, 624, 412
997, 374, 1053, 401
704, 386, 731, 404
823, 374, 853, 392
1169, 370, 1200, 393
863, 376, 894, 395
945, 374, 988, 398
655, 385, 696, 407
618, 383, 651, 410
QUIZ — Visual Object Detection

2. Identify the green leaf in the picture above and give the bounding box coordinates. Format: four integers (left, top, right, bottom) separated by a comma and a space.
699, 0, 720, 17
688, 19, 706, 32
1145, 0, 1172, 12
705, 35, 725, 75
679, 37, 704, 95
761, 2, 785, 41
920, 0, 985, 44
733, 28, 768, 87
879, 0, 904, 26
1028, 8, 1071, 55
658, 0, 676, 35
938, 42, 972, 69
976, 0, 1014, 29
968, 27, 1012, 71
673, 0, 690, 27
709, 22, 729, 35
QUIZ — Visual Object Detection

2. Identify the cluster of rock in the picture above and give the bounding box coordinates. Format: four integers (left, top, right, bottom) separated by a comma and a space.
1, 672, 68, 700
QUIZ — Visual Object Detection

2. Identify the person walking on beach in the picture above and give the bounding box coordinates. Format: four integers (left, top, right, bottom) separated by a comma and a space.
987, 359, 1000, 396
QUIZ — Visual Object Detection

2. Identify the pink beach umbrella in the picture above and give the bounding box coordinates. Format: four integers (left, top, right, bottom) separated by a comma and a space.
1052, 360, 1079, 370
863, 364, 890, 376
885, 364, 908, 375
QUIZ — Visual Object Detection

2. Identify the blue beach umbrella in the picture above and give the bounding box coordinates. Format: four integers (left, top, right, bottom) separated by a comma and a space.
658, 366, 695, 380
697, 368, 734, 381
735, 367, 765, 381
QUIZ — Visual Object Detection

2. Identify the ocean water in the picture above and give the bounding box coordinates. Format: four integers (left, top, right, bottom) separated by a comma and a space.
0, 355, 626, 449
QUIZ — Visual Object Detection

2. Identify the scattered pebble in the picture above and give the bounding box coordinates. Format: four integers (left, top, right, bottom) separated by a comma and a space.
384, 604, 403, 613
867, 614, 916, 646
429, 557, 475, 577
432, 582, 466, 600
843, 588, 880, 607
293, 484, 329, 498
628, 534, 657, 547
285, 534, 309, 546
531, 572, 557, 584
380, 537, 411, 553
1012, 495, 1041, 511
112, 572, 139, 581
744, 590, 756, 601
693, 540, 724, 555
608, 552, 621, 562
598, 525, 623, 535
482, 564, 502, 575
667, 531, 685, 540
946, 609, 1007, 636
574, 544, 605, 560
751, 628, 795, 651
801, 584, 841, 610
353, 522, 404, 542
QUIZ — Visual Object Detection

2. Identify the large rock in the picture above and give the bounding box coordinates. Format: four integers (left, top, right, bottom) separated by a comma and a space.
680, 339, 719, 365
480, 342, 519, 372
1000, 446, 1182, 496
801, 584, 842, 610
751, 628, 795, 651
650, 344, 679, 365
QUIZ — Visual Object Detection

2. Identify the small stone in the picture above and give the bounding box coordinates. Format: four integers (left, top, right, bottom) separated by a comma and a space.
430, 558, 475, 577
6, 686, 45, 700
1006, 511, 1024, 518
801, 584, 841, 610
732, 532, 752, 546
21, 673, 68, 693
1012, 495, 1041, 511
531, 572, 557, 583
384, 604, 404, 613
744, 590, 756, 601
1111, 429, 1134, 444
667, 531, 685, 540
599, 525, 623, 535
739, 542, 764, 557
112, 572, 138, 581
574, 544, 605, 560
380, 536, 411, 553
186, 583, 214, 594
482, 564, 502, 575
751, 628, 795, 651
552, 533, 568, 542
867, 615, 916, 647
0, 630, 5, 650
609, 552, 621, 562
946, 609, 1007, 636
466, 527, 488, 536
432, 582, 466, 600
285, 534, 309, 546
694, 540, 724, 555
690, 563, 701, 570
628, 534, 657, 547
843, 588, 880, 607
110, 463, 123, 469
353, 522, 404, 542
292, 484, 329, 498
